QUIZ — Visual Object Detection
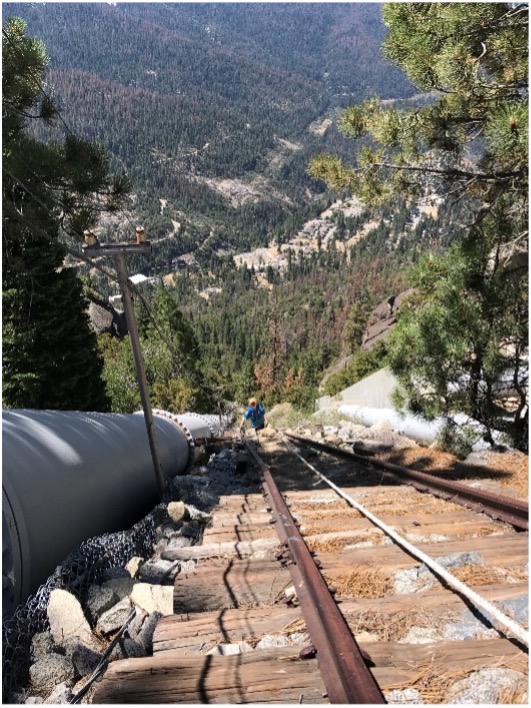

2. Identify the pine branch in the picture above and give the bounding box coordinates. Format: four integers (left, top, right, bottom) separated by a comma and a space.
366, 162, 525, 183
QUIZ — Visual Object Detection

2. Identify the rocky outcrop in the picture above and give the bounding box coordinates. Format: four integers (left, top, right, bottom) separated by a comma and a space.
87, 297, 127, 338
362, 289, 415, 351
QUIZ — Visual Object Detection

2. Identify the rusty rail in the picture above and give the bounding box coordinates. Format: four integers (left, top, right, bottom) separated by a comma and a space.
285, 434, 529, 531
242, 437, 386, 704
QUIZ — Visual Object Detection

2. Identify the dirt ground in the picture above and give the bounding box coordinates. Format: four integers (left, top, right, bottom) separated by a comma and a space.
378, 447, 529, 502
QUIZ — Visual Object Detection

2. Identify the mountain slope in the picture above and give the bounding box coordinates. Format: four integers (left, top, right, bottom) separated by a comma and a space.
5, 2, 414, 253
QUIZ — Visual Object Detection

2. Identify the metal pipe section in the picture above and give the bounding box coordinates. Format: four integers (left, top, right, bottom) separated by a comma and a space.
2, 409, 215, 618
338, 404, 505, 450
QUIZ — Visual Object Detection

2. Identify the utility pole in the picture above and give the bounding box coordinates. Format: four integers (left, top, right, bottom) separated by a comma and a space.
83, 227, 166, 499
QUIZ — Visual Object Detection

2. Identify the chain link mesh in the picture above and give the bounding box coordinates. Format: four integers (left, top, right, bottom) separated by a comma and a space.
2, 504, 162, 701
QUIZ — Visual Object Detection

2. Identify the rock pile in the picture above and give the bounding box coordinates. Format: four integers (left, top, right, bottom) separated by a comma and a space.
13, 443, 247, 704
287, 416, 419, 454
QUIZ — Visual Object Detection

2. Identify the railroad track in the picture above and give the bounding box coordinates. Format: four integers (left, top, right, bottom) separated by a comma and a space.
93, 429, 528, 704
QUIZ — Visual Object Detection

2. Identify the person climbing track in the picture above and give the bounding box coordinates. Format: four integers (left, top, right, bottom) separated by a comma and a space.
239, 397, 267, 437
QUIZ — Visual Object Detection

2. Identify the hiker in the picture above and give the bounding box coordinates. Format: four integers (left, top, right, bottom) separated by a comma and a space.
239, 397, 267, 435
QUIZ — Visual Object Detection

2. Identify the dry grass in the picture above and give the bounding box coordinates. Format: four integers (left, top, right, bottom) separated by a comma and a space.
370, 495, 464, 517
281, 617, 307, 634
301, 521, 376, 536
306, 537, 353, 553
450, 564, 512, 586
294, 508, 363, 521
345, 606, 458, 642
325, 565, 392, 599
497, 685, 528, 705
383, 655, 528, 704
380, 447, 529, 502
306, 529, 382, 553
288, 501, 349, 514
452, 525, 515, 540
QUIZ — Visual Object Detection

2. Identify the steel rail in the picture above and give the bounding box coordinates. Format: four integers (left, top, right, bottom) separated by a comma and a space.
241, 437, 386, 705
280, 432, 529, 648
285, 434, 528, 531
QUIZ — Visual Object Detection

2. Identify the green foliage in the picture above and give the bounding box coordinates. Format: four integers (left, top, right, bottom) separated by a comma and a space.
6, 1, 415, 258
99, 288, 215, 414
387, 237, 528, 449
2, 17, 127, 411
436, 422, 478, 460
310, 2, 528, 451
342, 302, 370, 354
98, 335, 140, 413
310, 3, 528, 209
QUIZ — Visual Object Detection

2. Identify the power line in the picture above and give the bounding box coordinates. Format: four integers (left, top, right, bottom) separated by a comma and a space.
4, 170, 190, 371
4, 20, 216, 408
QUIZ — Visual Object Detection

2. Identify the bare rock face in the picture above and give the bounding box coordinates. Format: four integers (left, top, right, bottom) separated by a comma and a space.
362, 289, 415, 351
87, 298, 127, 338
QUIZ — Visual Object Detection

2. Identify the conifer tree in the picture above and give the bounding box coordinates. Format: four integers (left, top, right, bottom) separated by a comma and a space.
2, 17, 128, 410
310, 3, 528, 452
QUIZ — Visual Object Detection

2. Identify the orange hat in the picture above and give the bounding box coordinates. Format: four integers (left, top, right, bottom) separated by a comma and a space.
248, 397, 257, 406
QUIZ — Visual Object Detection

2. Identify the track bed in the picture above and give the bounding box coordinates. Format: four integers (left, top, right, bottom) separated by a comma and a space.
94, 431, 528, 704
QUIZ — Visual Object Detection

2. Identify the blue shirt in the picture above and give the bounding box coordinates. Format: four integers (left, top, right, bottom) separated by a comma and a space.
244, 403, 265, 428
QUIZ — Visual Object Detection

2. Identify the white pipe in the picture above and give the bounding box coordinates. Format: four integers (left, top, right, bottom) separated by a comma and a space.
338, 405, 504, 450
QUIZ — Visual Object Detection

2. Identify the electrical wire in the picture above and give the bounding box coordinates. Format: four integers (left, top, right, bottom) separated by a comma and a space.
4, 170, 215, 399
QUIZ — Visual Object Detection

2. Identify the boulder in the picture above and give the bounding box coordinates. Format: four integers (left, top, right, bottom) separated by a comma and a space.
87, 299, 127, 338
125, 556, 143, 578
86, 585, 117, 624
130, 583, 173, 616
96, 598, 132, 635
47, 589, 98, 651
29, 655, 74, 689
102, 566, 131, 581
362, 290, 415, 351
64, 640, 101, 676
121, 637, 147, 658
138, 559, 179, 584
43, 682, 72, 704
444, 668, 527, 704
101, 577, 136, 600
136, 612, 162, 653
180, 519, 201, 539
31, 632, 55, 661
167, 501, 187, 523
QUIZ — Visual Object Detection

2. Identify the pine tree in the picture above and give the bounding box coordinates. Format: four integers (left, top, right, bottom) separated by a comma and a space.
2, 17, 128, 410
309, 3, 528, 452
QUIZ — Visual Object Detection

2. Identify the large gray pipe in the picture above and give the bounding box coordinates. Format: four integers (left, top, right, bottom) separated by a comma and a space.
2, 409, 216, 618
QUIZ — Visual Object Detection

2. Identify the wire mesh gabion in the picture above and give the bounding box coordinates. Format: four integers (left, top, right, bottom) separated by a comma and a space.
2, 504, 161, 702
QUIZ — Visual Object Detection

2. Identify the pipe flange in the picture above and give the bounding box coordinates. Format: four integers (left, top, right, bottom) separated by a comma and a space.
180, 411, 217, 437
152, 409, 195, 474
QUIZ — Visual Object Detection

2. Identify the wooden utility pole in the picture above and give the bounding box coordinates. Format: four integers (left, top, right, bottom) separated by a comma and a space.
83, 228, 166, 499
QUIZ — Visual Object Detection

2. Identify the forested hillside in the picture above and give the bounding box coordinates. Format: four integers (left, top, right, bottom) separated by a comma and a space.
5, 2, 414, 255
3, 3, 527, 455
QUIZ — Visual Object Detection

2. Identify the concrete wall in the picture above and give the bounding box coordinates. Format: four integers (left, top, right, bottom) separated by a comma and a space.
317, 367, 399, 411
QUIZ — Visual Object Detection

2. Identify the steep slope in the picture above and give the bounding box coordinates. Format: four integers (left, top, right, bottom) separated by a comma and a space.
5, 2, 414, 251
